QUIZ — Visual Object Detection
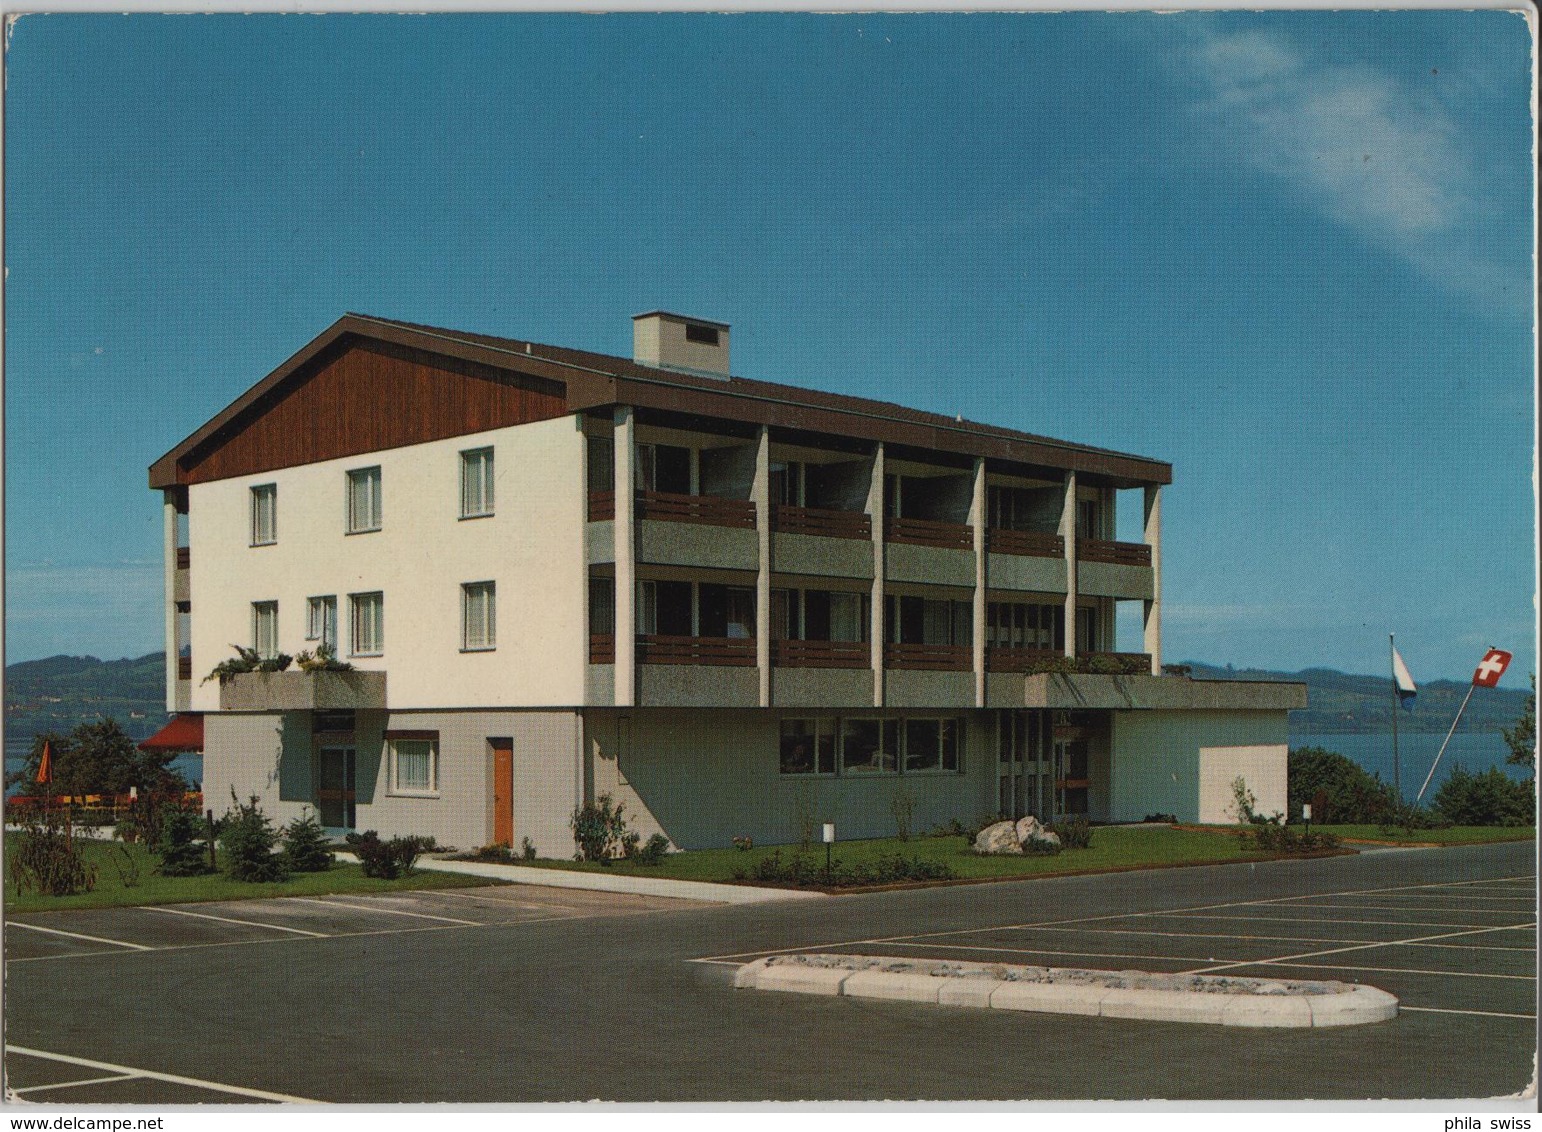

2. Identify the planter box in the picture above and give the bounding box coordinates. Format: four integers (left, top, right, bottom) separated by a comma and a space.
218, 670, 387, 711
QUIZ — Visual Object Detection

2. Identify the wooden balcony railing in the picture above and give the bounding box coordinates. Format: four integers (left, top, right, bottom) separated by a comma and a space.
883, 643, 971, 671
175, 547, 191, 570
772, 639, 870, 669
884, 516, 973, 550
985, 646, 1063, 672
589, 634, 615, 664
771, 504, 871, 541
1078, 538, 1152, 567
638, 491, 756, 529
587, 491, 615, 522
637, 634, 757, 666
177, 656, 192, 681
986, 529, 1064, 558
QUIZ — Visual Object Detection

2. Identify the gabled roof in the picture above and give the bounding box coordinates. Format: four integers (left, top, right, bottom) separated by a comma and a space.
150, 313, 1172, 489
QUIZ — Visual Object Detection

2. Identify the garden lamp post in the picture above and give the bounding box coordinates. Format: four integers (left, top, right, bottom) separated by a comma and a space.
1302, 802, 1312, 837
823, 822, 835, 884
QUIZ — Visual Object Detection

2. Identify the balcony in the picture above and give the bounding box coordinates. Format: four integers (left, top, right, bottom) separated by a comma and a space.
1078, 539, 1152, 567
986, 529, 1064, 558
884, 515, 972, 550
985, 646, 1063, 672
217, 670, 388, 711
772, 639, 870, 669
771, 504, 870, 541
588, 490, 615, 522
589, 634, 615, 664
175, 546, 191, 569
637, 634, 756, 667
883, 643, 971, 671
589, 490, 758, 529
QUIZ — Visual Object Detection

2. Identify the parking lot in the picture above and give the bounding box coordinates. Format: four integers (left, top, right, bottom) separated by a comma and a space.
4, 841, 1536, 1104
694, 870, 1537, 1021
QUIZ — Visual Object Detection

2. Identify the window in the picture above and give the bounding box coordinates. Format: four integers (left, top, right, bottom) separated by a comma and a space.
346, 467, 382, 533
887, 596, 971, 646
388, 738, 437, 796
250, 484, 277, 546
252, 601, 279, 660
636, 443, 690, 494
349, 592, 384, 656
638, 579, 691, 636
589, 577, 615, 636
841, 718, 898, 774
306, 596, 338, 650
587, 435, 614, 495
904, 718, 961, 774
462, 581, 496, 650
779, 719, 836, 776
1077, 499, 1100, 540
684, 322, 720, 345
460, 448, 494, 518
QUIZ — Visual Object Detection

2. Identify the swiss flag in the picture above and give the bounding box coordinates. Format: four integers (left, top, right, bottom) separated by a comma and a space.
1472, 648, 1513, 688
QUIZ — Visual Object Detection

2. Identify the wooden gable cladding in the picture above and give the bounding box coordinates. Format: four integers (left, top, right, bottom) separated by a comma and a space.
175, 336, 568, 485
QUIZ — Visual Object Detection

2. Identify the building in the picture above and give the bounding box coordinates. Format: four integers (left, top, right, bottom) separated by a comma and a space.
148, 312, 1304, 852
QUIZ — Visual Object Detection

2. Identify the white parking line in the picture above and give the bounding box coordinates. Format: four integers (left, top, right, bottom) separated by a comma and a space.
1402, 1005, 1537, 1021
1244, 902, 1534, 915
5, 1044, 321, 1103
1255, 960, 1535, 981
1183, 922, 1535, 976
139, 905, 328, 938
873, 940, 1216, 964
1157, 912, 1532, 931
285, 896, 481, 926
5, 920, 153, 951
8, 1073, 138, 1094
419, 889, 580, 913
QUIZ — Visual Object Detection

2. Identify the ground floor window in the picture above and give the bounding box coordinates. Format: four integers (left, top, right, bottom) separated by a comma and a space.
779, 718, 836, 775
903, 718, 959, 773
389, 737, 438, 796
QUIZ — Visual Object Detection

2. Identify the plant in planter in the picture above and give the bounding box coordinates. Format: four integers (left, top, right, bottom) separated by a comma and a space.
204, 645, 293, 684
295, 644, 355, 673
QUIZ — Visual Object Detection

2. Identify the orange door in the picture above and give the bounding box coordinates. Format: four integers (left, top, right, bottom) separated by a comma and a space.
491, 739, 513, 847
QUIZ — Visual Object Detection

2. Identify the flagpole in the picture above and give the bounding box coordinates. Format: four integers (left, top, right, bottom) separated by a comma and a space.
1417, 682, 1478, 804
1389, 633, 1401, 801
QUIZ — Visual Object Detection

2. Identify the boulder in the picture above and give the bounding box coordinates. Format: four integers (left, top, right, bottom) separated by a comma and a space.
1015, 815, 1061, 849
973, 820, 1022, 855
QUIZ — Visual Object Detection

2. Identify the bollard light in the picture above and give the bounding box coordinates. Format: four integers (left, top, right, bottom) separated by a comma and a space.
822, 823, 835, 884
1302, 802, 1312, 836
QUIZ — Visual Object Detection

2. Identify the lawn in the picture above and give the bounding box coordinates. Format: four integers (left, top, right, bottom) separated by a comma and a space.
502, 825, 1287, 887
1311, 824, 1536, 846
4, 833, 497, 914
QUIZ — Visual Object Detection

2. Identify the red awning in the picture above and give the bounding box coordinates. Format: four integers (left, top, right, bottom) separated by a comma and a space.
138, 713, 204, 753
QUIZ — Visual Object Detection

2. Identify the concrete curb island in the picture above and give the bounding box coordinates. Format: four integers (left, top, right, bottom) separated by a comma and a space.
383, 853, 827, 905
734, 954, 1400, 1028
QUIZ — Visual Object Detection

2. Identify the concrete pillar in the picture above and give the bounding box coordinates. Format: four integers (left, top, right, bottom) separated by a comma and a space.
754, 425, 772, 706
1144, 483, 1163, 674
163, 491, 179, 713
613, 406, 637, 706
1061, 470, 1078, 658
970, 457, 986, 707
868, 443, 886, 707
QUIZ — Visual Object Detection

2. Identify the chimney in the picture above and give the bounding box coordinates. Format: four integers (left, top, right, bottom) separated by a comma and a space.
632, 311, 731, 379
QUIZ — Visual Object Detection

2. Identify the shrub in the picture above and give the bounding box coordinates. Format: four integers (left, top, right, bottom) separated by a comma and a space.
628, 833, 671, 866
731, 835, 754, 852
294, 644, 355, 673
1143, 813, 1178, 824
106, 844, 141, 888
570, 793, 631, 862
154, 805, 213, 877
345, 831, 435, 879
1431, 765, 1535, 827
890, 789, 916, 841
1287, 747, 1398, 825
1022, 835, 1061, 855
281, 809, 334, 873
7, 809, 98, 896
1377, 802, 1454, 834
521, 837, 537, 861
219, 793, 290, 882
926, 817, 970, 839
1243, 820, 1340, 855
732, 849, 955, 888
1047, 816, 1092, 849
204, 645, 292, 684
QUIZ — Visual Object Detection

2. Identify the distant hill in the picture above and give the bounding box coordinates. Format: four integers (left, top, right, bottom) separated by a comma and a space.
4, 652, 169, 750
1176, 661, 1531, 736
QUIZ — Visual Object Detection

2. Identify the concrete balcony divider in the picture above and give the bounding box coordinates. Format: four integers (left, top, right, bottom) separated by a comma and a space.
218, 670, 388, 711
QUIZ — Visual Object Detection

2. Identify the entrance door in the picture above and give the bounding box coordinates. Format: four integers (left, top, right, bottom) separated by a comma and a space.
491, 738, 513, 847
317, 746, 356, 830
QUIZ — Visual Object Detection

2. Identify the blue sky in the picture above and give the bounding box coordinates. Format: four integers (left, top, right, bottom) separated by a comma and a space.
4, 11, 1536, 685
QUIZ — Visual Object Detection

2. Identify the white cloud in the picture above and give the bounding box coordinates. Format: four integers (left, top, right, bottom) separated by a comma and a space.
1183, 25, 1522, 314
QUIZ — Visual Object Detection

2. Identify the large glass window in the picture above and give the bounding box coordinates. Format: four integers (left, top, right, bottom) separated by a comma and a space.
589, 577, 615, 636
905, 718, 961, 773
460, 448, 494, 518
637, 443, 690, 494
250, 484, 277, 546
252, 601, 279, 660
346, 467, 382, 533
462, 581, 496, 650
349, 592, 384, 656
840, 718, 898, 774
779, 718, 836, 776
